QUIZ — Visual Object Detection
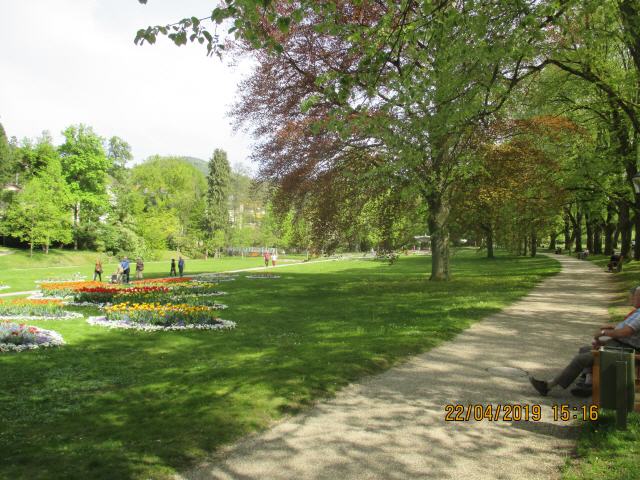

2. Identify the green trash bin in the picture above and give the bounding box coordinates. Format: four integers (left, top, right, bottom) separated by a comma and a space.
600, 346, 636, 412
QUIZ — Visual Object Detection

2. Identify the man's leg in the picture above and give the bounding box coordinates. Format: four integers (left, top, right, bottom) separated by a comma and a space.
552, 346, 594, 389
530, 345, 593, 396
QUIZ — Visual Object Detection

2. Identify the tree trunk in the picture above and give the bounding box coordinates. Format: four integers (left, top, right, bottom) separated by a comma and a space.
29, 241, 33, 257
73, 202, 80, 250
482, 224, 494, 258
523, 236, 528, 256
585, 213, 594, 252
427, 195, 450, 281
604, 205, 615, 255
530, 230, 537, 257
593, 223, 603, 254
618, 200, 632, 258
564, 217, 571, 251
549, 232, 557, 251
574, 208, 583, 252
634, 200, 640, 260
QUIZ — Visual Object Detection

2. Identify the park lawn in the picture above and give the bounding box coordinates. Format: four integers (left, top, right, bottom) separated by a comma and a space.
0, 251, 559, 480
562, 412, 640, 480
561, 255, 640, 480
0, 248, 296, 293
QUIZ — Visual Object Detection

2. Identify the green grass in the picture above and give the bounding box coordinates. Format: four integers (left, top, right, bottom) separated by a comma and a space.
560, 254, 640, 480
0, 250, 559, 479
563, 412, 640, 480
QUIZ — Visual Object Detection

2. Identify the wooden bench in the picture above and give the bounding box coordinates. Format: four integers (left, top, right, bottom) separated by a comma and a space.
592, 350, 640, 412
607, 255, 624, 273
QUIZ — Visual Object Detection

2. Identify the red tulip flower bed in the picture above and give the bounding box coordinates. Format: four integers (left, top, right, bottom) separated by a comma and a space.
74, 285, 170, 304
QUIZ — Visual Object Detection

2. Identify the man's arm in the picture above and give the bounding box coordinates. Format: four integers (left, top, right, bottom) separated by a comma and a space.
601, 325, 636, 338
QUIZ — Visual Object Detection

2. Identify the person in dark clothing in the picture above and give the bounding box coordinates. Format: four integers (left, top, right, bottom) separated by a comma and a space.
530, 287, 640, 397
120, 257, 130, 283
170, 258, 177, 276
607, 253, 621, 272
178, 257, 185, 277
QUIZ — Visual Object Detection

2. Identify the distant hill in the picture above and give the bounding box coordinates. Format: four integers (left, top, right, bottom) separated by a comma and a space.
179, 156, 208, 176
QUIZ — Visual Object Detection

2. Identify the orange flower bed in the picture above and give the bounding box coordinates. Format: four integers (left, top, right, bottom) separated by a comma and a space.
40, 281, 103, 297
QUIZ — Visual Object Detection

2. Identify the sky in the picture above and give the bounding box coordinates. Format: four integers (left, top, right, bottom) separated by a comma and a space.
0, 0, 254, 168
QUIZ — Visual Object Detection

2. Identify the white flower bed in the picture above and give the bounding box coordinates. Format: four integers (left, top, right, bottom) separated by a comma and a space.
34, 274, 87, 284
193, 273, 238, 282
87, 315, 236, 332
0, 285, 9, 291
28, 293, 70, 301
246, 274, 281, 279
0, 311, 84, 321
0, 324, 65, 353
170, 292, 227, 298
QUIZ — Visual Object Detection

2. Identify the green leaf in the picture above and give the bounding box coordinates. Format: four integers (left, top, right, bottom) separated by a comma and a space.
276, 16, 291, 33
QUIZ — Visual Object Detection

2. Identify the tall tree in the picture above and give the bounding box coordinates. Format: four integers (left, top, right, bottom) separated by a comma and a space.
0, 122, 15, 186
205, 149, 231, 257
58, 124, 112, 249
206, 149, 231, 231
107, 136, 133, 177
1, 158, 72, 255
129, 156, 206, 251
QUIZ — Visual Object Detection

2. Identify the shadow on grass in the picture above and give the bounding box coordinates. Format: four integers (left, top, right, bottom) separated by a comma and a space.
0, 252, 560, 479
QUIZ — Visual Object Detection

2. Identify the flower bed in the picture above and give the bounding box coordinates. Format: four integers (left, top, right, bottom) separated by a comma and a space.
87, 316, 235, 331
87, 301, 235, 331
76, 285, 169, 304
0, 299, 82, 320
41, 279, 224, 305
35, 272, 87, 284
193, 273, 238, 282
0, 321, 65, 353
0, 285, 9, 291
246, 274, 281, 279
40, 281, 102, 297
133, 277, 194, 284
105, 302, 227, 326
171, 282, 222, 295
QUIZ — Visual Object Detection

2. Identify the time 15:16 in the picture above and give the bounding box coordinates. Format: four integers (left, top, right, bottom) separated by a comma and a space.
552, 404, 599, 421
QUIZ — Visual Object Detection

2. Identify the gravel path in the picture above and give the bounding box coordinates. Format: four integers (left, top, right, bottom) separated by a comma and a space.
179, 254, 616, 480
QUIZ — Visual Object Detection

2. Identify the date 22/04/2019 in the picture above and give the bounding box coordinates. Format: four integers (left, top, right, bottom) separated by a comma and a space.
444, 403, 599, 422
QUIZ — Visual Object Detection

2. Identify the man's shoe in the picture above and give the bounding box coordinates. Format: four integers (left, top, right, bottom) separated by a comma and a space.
529, 376, 549, 396
570, 386, 592, 398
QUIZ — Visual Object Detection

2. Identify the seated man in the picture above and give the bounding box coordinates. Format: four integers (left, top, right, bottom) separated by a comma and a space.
530, 286, 640, 397
607, 252, 621, 272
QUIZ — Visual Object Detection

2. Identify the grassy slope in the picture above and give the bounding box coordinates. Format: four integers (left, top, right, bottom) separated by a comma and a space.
0, 248, 293, 293
561, 254, 640, 480
0, 251, 559, 479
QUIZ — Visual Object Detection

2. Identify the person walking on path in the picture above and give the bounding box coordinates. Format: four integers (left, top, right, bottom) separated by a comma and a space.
530, 285, 640, 398
170, 259, 177, 276
93, 258, 103, 282
263, 250, 271, 268
135, 258, 144, 280
271, 251, 278, 267
178, 257, 185, 277
120, 257, 130, 284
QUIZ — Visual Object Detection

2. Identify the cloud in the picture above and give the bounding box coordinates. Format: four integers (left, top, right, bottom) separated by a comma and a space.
0, 0, 254, 169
